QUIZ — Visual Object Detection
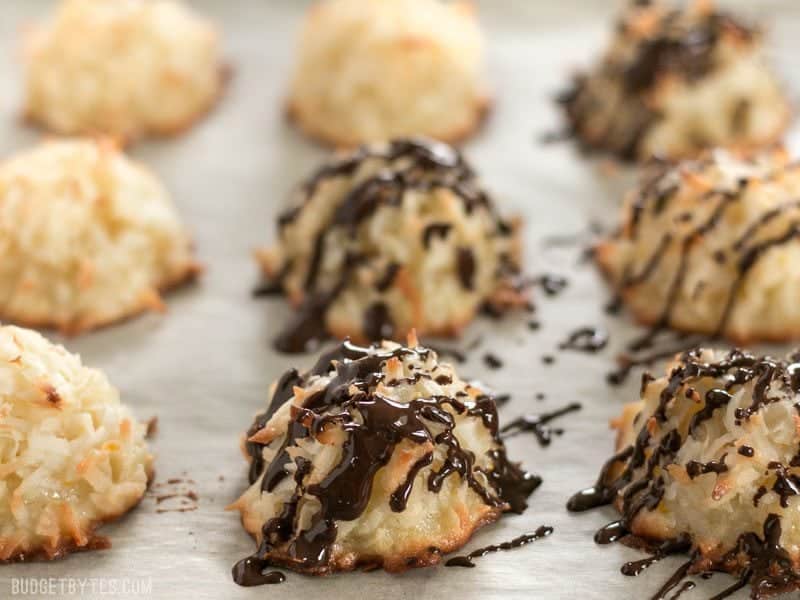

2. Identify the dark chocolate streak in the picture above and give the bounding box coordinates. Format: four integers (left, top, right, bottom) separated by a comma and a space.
261, 138, 513, 353
233, 341, 539, 585
456, 247, 476, 290
569, 349, 800, 598
444, 526, 553, 568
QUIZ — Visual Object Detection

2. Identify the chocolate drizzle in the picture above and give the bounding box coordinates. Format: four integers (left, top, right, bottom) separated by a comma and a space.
603, 154, 800, 383
569, 348, 800, 598
622, 13, 725, 94
234, 341, 540, 584
422, 223, 452, 248
444, 526, 553, 568
500, 403, 582, 447
260, 138, 516, 353
559, 5, 756, 160
621, 536, 690, 577
456, 247, 476, 290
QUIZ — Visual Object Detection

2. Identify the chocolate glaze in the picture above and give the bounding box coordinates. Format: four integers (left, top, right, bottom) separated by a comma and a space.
444, 526, 553, 568
235, 341, 539, 584
389, 452, 433, 512
245, 368, 303, 484
685, 457, 728, 479
570, 349, 800, 598
262, 139, 515, 353
500, 402, 582, 447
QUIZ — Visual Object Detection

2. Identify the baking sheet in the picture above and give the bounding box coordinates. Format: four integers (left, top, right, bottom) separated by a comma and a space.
1, 1, 800, 598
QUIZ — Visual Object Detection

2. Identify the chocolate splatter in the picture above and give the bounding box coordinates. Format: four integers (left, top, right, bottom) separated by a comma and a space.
500, 403, 582, 447
559, 327, 609, 353
483, 353, 503, 370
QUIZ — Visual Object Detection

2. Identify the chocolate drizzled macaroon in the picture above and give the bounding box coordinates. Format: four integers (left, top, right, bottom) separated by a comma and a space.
569, 348, 800, 598
596, 147, 800, 344
0, 325, 153, 561
256, 138, 525, 353
23, 0, 225, 140
560, 0, 790, 161
229, 335, 540, 582
287, 0, 489, 146
0, 138, 201, 334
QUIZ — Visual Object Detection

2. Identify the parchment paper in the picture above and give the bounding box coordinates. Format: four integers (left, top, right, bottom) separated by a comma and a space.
0, 1, 799, 598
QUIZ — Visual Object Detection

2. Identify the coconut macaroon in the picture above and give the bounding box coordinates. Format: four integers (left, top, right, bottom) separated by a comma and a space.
287, 0, 488, 147
229, 337, 540, 582
595, 147, 800, 344
569, 347, 800, 597
23, 0, 225, 140
559, 0, 790, 161
0, 325, 153, 561
256, 138, 525, 353
0, 138, 201, 334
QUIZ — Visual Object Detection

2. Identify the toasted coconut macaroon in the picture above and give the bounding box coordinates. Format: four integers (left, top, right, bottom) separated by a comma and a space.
0, 325, 153, 561
256, 138, 525, 353
0, 138, 201, 334
23, 0, 225, 140
569, 348, 800, 597
595, 147, 800, 345
287, 0, 488, 147
559, 0, 790, 161
229, 337, 540, 582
